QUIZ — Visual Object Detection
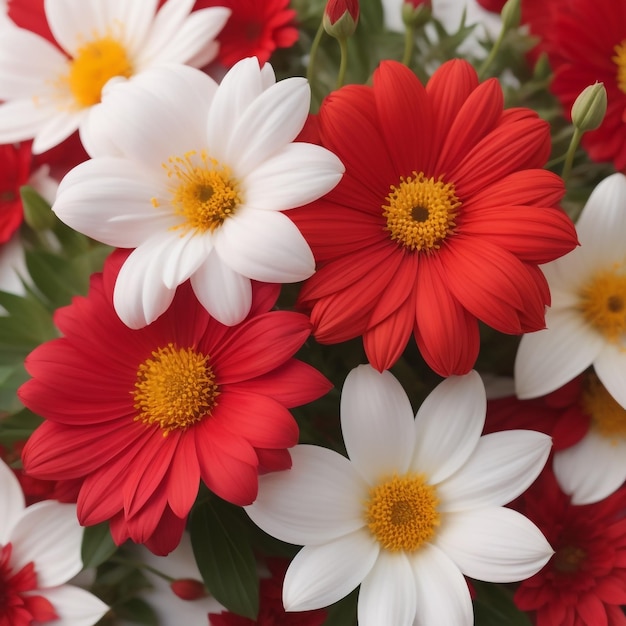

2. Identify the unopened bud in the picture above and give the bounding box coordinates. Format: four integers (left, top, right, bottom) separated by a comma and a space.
500, 0, 521, 31
402, 0, 432, 28
170, 578, 208, 601
571, 82, 607, 132
323, 0, 359, 39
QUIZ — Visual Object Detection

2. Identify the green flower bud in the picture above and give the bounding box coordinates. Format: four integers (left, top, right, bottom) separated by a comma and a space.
571, 82, 608, 132
500, 0, 521, 31
323, 0, 359, 40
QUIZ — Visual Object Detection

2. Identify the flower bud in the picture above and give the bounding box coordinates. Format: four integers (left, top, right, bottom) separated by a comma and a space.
500, 0, 521, 31
402, 0, 432, 28
170, 578, 208, 601
323, 0, 359, 39
571, 82, 608, 132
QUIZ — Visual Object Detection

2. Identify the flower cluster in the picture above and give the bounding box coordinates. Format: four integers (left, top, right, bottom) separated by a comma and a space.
0, 0, 625, 624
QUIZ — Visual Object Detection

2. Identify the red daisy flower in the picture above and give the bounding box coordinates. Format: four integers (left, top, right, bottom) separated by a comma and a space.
19, 250, 331, 556
514, 469, 626, 626
0, 142, 32, 244
208, 559, 327, 626
193, 0, 299, 68
290, 59, 578, 376
542, 0, 626, 170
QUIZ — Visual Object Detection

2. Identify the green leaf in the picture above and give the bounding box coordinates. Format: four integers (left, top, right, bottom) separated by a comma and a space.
190, 498, 259, 619
473, 581, 532, 626
324, 588, 358, 626
82, 522, 119, 569
20, 185, 55, 231
0, 409, 43, 446
112, 597, 158, 626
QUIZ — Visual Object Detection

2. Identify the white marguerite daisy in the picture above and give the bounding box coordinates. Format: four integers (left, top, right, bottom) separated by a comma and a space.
0, 0, 230, 153
52, 59, 344, 329
0, 458, 109, 624
245, 365, 553, 626
515, 172, 626, 409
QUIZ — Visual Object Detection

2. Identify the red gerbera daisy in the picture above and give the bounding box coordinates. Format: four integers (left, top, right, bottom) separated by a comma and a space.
514, 468, 626, 626
542, 0, 626, 170
19, 250, 331, 556
290, 59, 578, 376
193, 0, 298, 67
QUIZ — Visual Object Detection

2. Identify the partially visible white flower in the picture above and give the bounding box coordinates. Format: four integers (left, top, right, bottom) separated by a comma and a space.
0, 458, 108, 624
246, 365, 553, 626
515, 173, 626, 410
118, 533, 223, 626
53, 59, 344, 329
0, 0, 230, 153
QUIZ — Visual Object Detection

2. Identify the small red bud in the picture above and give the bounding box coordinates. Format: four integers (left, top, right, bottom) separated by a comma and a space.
170, 578, 208, 601
323, 0, 359, 39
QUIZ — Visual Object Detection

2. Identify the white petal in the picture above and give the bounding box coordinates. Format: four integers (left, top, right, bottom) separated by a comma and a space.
245, 445, 369, 546
161, 232, 211, 289
410, 543, 473, 626
0, 458, 25, 543
190, 252, 251, 326
340, 365, 416, 483
283, 529, 379, 612
514, 307, 604, 399
10, 501, 83, 587
437, 430, 551, 511
594, 345, 626, 410
38, 585, 109, 626
412, 371, 486, 484
34, 108, 84, 154
554, 431, 626, 504
53, 157, 171, 247
0, 98, 56, 147
243, 143, 344, 211
226, 77, 310, 176
0, 233, 29, 295
215, 208, 315, 282
113, 238, 177, 328
436, 507, 553, 583
575, 173, 626, 268
358, 551, 416, 626
205, 57, 270, 163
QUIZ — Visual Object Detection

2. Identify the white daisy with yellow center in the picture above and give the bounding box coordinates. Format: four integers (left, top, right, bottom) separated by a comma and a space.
52, 59, 344, 329
516, 173, 626, 410
0, 0, 230, 153
246, 365, 553, 626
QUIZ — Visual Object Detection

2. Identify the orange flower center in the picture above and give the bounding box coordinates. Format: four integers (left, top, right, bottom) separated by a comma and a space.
582, 372, 626, 442
552, 545, 587, 574
382, 171, 460, 252
133, 343, 219, 436
578, 265, 626, 343
613, 40, 626, 95
365, 473, 440, 552
153, 150, 242, 234
66, 35, 133, 108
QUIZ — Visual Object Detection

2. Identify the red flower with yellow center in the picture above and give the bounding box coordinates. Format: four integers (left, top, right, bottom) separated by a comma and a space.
291, 59, 578, 376
20, 250, 331, 555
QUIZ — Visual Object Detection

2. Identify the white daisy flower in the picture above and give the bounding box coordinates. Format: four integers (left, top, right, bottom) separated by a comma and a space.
52, 59, 344, 329
515, 172, 626, 409
246, 365, 553, 626
0, 457, 108, 624
0, 0, 230, 153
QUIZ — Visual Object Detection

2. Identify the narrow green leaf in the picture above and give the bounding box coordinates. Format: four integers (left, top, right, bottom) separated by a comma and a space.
473, 581, 532, 626
113, 597, 158, 626
190, 499, 259, 620
20, 185, 55, 231
82, 522, 119, 569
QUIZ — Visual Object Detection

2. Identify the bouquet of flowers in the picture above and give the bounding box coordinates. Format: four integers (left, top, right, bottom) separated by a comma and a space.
0, 0, 625, 624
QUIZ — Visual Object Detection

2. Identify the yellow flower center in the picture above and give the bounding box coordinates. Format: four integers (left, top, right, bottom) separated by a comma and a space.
612, 40, 626, 95
133, 343, 219, 436
552, 545, 587, 574
67, 36, 133, 108
578, 265, 626, 343
154, 150, 243, 234
382, 171, 460, 252
582, 372, 626, 442
365, 474, 440, 552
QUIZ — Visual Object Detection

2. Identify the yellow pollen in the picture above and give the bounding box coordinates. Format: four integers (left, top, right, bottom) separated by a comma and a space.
582, 372, 626, 442
612, 40, 626, 95
133, 343, 219, 436
365, 474, 440, 552
578, 265, 626, 343
66, 36, 133, 108
382, 171, 461, 252
552, 545, 587, 574
157, 150, 242, 234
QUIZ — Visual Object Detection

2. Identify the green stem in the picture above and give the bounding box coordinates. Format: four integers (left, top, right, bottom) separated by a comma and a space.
109, 556, 175, 583
561, 127, 583, 184
477, 31, 505, 80
306, 20, 325, 86
336, 37, 349, 89
402, 26, 415, 67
